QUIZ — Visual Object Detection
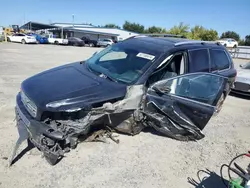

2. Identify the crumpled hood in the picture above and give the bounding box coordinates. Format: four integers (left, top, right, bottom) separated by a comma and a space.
21, 62, 126, 110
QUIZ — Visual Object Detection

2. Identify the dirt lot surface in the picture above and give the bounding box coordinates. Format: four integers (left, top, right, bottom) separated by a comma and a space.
0, 43, 249, 188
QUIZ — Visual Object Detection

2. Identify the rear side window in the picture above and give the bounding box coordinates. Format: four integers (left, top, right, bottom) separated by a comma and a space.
210, 49, 230, 71
188, 49, 209, 72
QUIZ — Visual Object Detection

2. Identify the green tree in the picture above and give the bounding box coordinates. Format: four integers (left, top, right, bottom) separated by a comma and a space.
220, 31, 240, 41
145, 26, 166, 34
122, 21, 144, 33
104, 24, 120, 29
200, 29, 219, 41
189, 25, 206, 40
169, 22, 190, 37
245, 35, 250, 46
238, 39, 245, 46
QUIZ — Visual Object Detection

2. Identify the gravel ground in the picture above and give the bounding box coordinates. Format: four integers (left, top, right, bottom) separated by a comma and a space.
0, 43, 249, 188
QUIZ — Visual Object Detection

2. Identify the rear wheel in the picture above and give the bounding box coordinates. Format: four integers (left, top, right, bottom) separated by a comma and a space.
54, 41, 59, 45
7, 37, 11, 42
233, 44, 237, 48
21, 39, 26, 44
224, 44, 227, 47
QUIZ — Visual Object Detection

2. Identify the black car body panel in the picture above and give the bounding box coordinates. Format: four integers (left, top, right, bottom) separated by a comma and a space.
81, 37, 98, 47
10, 36, 236, 166
21, 62, 126, 118
68, 37, 85, 46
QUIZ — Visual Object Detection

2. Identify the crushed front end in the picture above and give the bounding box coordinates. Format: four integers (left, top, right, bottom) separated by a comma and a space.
10, 85, 146, 166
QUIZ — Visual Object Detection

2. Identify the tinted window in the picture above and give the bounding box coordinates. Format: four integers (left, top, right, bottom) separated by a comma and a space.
155, 73, 225, 105
210, 49, 230, 71
188, 49, 209, 72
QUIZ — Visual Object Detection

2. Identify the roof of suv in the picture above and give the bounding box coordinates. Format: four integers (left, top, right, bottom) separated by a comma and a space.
123, 36, 223, 53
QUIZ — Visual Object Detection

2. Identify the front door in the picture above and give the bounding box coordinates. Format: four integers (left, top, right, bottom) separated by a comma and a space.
143, 72, 229, 140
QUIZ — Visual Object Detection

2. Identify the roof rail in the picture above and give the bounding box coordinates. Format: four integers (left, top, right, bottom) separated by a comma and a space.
174, 40, 221, 46
143, 33, 186, 38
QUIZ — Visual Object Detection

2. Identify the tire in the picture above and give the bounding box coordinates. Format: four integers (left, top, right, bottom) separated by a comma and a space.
36, 40, 40, 44
233, 45, 237, 48
54, 41, 59, 45
224, 44, 227, 47
21, 39, 26, 44
7, 37, 11, 42
89, 43, 94, 47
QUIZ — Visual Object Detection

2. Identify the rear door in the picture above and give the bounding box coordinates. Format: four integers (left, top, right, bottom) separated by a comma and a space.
143, 72, 228, 140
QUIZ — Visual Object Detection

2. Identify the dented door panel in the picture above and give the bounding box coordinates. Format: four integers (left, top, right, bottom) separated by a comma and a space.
143, 73, 228, 140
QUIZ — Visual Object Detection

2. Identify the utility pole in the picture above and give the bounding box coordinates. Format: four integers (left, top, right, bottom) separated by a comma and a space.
23, 13, 26, 25
72, 14, 75, 27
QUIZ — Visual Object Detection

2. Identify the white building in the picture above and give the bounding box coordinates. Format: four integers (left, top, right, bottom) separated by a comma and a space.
65, 26, 138, 41
20, 22, 139, 41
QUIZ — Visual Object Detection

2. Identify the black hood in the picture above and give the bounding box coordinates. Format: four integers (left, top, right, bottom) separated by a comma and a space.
21, 62, 126, 111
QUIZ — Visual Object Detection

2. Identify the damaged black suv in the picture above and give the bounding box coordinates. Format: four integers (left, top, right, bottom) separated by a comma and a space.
11, 35, 237, 165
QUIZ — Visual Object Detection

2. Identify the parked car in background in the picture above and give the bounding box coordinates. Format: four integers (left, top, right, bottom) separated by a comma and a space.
217, 38, 238, 48
11, 36, 236, 165
46, 34, 68, 45
81, 36, 97, 47
28, 33, 49, 44
7, 33, 37, 44
97, 38, 114, 47
67, 37, 85, 46
0, 35, 4, 42
231, 62, 250, 96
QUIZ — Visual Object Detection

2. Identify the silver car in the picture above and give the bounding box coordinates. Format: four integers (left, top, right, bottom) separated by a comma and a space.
97, 38, 114, 47
231, 62, 250, 96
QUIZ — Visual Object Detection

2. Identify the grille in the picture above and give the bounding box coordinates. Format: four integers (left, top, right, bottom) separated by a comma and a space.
20, 91, 37, 118
234, 82, 250, 91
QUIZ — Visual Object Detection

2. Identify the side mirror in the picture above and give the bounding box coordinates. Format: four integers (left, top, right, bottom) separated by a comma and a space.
152, 85, 171, 95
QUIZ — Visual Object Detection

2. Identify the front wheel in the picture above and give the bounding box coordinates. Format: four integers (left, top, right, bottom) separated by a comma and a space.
233, 45, 237, 48
7, 37, 11, 42
54, 41, 59, 45
89, 43, 94, 47
21, 39, 26, 44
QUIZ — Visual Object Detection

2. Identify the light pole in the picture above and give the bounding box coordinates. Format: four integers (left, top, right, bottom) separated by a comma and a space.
72, 14, 75, 27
